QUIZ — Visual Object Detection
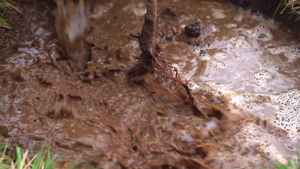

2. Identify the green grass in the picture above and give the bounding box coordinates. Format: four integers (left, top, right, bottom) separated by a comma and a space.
286, 0, 300, 19
275, 0, 300, 20
0, 143, 63, 169
0, 17, 13, 29
275, 154, 300, 169
0, 143, 102, 169
0, 0, 20, 29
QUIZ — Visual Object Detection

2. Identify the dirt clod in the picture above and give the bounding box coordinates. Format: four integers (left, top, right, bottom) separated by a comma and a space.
185, 22, 201, 37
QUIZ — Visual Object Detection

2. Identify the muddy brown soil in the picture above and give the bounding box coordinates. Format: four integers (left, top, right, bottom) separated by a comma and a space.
0, 0, 299, 169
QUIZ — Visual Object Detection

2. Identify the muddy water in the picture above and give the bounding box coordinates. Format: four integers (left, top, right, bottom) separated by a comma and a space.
0, 0, 299, 168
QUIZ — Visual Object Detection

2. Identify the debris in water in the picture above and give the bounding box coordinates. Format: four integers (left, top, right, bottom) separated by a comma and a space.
185, 22, 201, 37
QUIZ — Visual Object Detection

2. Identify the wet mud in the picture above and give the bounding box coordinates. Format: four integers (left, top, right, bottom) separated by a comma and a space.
0, 0, 300, 168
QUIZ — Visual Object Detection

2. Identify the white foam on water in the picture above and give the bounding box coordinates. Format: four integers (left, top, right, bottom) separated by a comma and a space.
122, 2, 146, 16
234, 13, 244, 22
198, 80, 299, 165
235, 124, 288, 164
225, 89, 300, 142
267, 42, 300, 62
223, 89, 300, 143
225, 23, 237, 28
271, 90, 300, 142
210, 60, 225, 69
193, 48, 211, 61
229, 93, 267, 112
211, 52, 227, 60
202, 81, 231, 97
245, 24, 273, 41
212, 9, 226, 19
207, 24, 220, 32
252, 70, 273, 87
188, 82, 200, 90
228, 36, 252, 48
184, 3, 300, 165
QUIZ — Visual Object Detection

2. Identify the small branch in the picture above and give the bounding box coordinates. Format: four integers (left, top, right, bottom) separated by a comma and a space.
153, 53, 208, 119
139, 0, 157, 67
133, 0, 207, 118
129, 34, 140, 39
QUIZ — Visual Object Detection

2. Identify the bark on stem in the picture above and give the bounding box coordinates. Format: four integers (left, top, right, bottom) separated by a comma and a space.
139, 0, 157, 67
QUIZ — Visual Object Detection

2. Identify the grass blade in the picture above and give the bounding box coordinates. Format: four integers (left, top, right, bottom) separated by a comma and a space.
31, 151, 43, 169
0, 18, 9, 21
23, 154, 37, 169
0, 145, 7, 150
5, 151, 12, 169
16, 147, 22, 169
68, 155, 81, 169
0, 3, 10, 7
31, 143, 48, 169
0, 154, 3, 169
44, 147, 52, 169
50, 155, 64, 169
19, 150, 28, 169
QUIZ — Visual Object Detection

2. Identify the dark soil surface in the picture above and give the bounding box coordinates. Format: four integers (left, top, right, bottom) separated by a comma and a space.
0, 0, 299, 169
226, 0, 300, 37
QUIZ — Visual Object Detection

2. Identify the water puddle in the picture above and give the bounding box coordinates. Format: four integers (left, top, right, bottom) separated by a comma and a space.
0, 0, 299, 168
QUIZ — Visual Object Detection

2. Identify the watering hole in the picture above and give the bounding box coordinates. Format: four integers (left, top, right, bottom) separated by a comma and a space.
0, 0, 299, 168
